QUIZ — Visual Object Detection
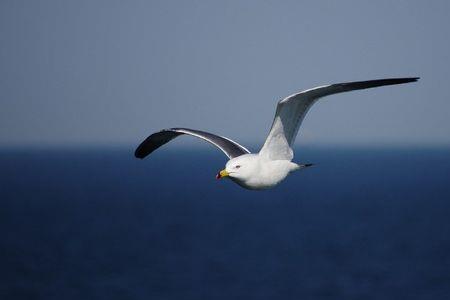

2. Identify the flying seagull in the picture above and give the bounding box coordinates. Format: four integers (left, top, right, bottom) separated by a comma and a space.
135, 77, 419, 190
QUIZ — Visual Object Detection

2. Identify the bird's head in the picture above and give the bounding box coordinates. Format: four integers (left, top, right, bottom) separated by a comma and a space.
216, 154, 259, 182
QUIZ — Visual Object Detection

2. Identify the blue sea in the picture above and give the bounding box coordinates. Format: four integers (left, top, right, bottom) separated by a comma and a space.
1, 147, 450, 299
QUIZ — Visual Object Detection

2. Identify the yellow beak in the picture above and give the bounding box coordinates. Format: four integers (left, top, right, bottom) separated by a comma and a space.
216, 169, 229, 179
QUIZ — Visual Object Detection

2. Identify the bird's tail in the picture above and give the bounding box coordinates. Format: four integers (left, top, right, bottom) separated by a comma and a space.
291, 163, 314, 172
299, 163, 314, 169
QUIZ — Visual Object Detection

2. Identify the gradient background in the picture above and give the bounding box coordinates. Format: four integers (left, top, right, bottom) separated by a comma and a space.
2, 2, 450, 300
1, 0, 449, 149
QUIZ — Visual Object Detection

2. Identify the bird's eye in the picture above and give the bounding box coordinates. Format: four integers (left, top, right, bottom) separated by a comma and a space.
235, 165, 241, 169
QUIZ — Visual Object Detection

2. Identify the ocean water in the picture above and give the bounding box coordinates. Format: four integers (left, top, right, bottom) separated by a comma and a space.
1, 147, 450, 300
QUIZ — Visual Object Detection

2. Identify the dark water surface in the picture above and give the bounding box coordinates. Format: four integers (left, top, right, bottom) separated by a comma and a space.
1, 147, 450, 299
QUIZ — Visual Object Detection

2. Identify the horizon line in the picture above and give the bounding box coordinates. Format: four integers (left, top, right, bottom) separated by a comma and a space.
1, 141, 449, 151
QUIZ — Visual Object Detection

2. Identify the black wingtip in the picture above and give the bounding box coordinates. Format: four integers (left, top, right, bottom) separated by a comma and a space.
134, 141, 148, 159
396, 77, 420, 83
390, 77, 420, 85
134, 149, 145, 159
368, 77, 420, 85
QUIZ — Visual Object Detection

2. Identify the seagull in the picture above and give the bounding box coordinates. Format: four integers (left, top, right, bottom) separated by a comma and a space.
135, 77, 419, 190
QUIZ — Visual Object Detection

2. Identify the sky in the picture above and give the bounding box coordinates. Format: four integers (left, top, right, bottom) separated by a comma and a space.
1, 0, 449, 149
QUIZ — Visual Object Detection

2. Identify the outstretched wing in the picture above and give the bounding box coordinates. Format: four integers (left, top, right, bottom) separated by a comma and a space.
135, 127, 251, 159
259, 77, 419, 160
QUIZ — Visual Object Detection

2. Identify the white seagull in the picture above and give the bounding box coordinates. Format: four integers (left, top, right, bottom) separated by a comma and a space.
135, 78, 419, 190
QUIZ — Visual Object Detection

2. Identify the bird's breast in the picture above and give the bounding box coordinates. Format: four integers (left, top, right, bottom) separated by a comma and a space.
234, 160, 294, 190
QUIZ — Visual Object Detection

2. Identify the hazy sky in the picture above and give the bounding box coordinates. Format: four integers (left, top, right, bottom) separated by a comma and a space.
1, 1, 449, 148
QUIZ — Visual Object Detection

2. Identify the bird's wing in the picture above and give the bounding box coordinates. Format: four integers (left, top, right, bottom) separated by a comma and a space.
259, 77, 419, 160
135, 127, 251, 159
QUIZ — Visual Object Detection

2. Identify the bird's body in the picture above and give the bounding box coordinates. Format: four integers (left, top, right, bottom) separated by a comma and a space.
135, 77, 419, 190
224, 154, 300, 190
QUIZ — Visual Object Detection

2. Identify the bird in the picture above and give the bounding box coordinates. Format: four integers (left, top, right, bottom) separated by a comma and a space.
135, 77, 419, 190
